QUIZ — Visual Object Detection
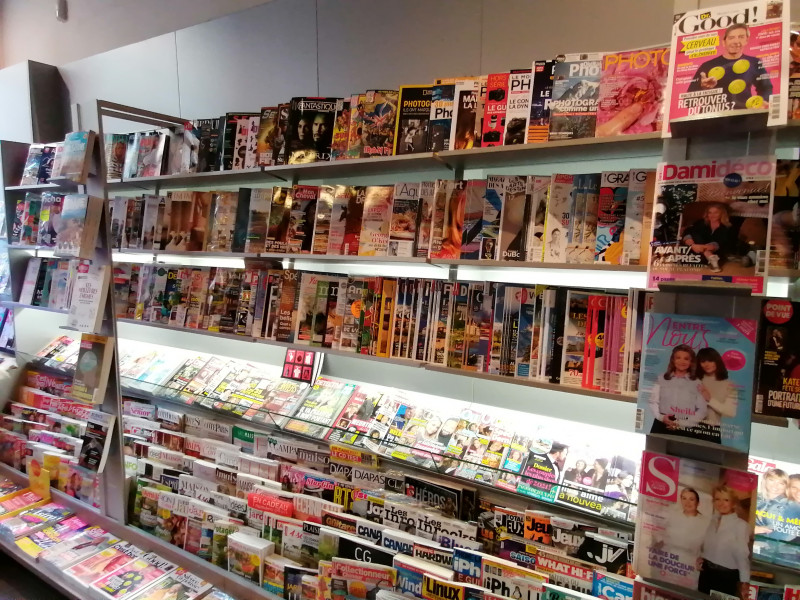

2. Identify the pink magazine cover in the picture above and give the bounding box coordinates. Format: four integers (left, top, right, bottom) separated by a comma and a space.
663, 0, 789, 135
596, 47, 670, 137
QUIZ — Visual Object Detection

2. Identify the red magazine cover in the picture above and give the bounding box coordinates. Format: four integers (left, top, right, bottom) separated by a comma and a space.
481, 73, 510, 147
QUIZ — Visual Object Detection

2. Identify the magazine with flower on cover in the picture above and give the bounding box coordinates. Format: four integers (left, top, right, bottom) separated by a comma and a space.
634, 451, 757, 596
647, 155, 775, 294
635, 312, 756, 452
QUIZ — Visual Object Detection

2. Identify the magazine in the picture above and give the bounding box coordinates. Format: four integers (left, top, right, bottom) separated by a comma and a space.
663, 0, 789, 135
748, 455, 800, 568
771, 160, 800, 269
634, 451, 757, 596
549, 53, 603, 141
635, 312, 756, 451
596, 47, 669, 137
395, 85, 432, 155
647, 155, 775, 293
755, 298, 800, 418
362, 90, 398, 158
284, 97, 338, 164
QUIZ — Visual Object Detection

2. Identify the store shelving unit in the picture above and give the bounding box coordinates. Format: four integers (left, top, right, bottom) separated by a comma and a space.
1, 87, 799, 598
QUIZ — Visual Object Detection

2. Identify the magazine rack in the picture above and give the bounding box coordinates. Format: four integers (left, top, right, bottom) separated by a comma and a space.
0, 134, 127, 521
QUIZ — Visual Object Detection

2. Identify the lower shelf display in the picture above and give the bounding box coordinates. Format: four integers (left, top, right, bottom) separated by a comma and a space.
1, 335, 798, 600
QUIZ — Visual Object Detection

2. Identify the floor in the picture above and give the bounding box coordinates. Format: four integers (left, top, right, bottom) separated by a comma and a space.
0, 553, 69, 600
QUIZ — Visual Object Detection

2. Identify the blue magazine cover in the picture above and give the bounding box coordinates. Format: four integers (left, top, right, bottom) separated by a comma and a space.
635, 312, 755, 452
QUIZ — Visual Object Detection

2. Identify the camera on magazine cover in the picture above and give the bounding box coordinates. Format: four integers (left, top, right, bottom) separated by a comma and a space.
488, 88, 505, 102
483, 130, 502, 143
504, 118, 526, 144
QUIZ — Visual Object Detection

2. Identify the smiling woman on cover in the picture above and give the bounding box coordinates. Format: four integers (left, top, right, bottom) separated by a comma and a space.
697, 484, 751, 600
696, 347, 738, 445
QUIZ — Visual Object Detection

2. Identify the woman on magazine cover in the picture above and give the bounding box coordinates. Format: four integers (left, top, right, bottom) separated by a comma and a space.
697, 484, 751, 600
696, 347, 738, 445
648, 345, 708, 435
681, 203, 733, 274
657, 487, 707, 563
755, 468, 790, 538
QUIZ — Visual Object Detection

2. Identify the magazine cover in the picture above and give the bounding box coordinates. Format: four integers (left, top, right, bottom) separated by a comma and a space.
525, 176, 550, 262
549, 53, 603, 141
480, 177, 503, 260
663, 0, 789, 135
330, 99, 351, 161
636, 312, 756, 452
647, 155, 775, 293
346, 94, 365, 159
543, 174, 573, 263
634, 451, 757, 596
430, 181, 466, 260
481, 73, 509, 148
595, 170, 630, 263
755, 298, 800, 418
460, 180, 487, 260
284, 97, 338, 164
389, 182, 420, 257
395, 85, 432, 155
428, 84, 456, 152
504, 70, 532, 145
771, 159, 800, 269
622, 168, 654, 265
449, 80, 480, 151
256, 106, 279, 167
359, 186, 394, 256
498, 176, 530, 261
362, 90, 398, 158
748, 455, 800, 567
286, 185, 319, 254
596, 47, 669, 137
528, 60, 555, 143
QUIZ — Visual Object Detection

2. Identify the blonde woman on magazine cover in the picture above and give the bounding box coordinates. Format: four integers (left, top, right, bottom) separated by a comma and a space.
697, 484, 751, 600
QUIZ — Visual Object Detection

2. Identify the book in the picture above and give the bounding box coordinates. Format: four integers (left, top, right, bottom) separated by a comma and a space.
450, 80, 481, 151
21, 144, 44, 185
286, 185, 319, 254
596, 47, 669, 137
503, 70, 532, 145
126, 567, 212, 600
647, 155, 775, 294
362, 90, 398, 158
528, 60, 555, 143
284, 97, 339, 163
256, 107, 280, 167
56, 131, 96, 183
359, 186, 394, 256
621, 169, 653, 265
266, 187, 291, 252
427, 84, 456, 152
91, 552, 177, 599
71, 334, 113, 405
394, 85, 432, 155
481, 73, 509, 147
594, 170, 629, 263
634, 451, 757, 595
54, 194, 103, 259
227, 532, 273, 585
67, 261, 109, 333
330, 99, 351, 161
498, 176, 530, 261
389, 182, 421, 257
755, 299, 800, 418
549, 54, 602, 141
663, 1, 789, 135
104, 134, 128, 180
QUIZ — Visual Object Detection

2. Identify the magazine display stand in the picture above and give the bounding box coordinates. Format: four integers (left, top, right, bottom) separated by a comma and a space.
0, 79, 799, 595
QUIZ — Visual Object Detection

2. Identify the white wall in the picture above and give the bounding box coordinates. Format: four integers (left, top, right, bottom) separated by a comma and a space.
0, 0, 274, 68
